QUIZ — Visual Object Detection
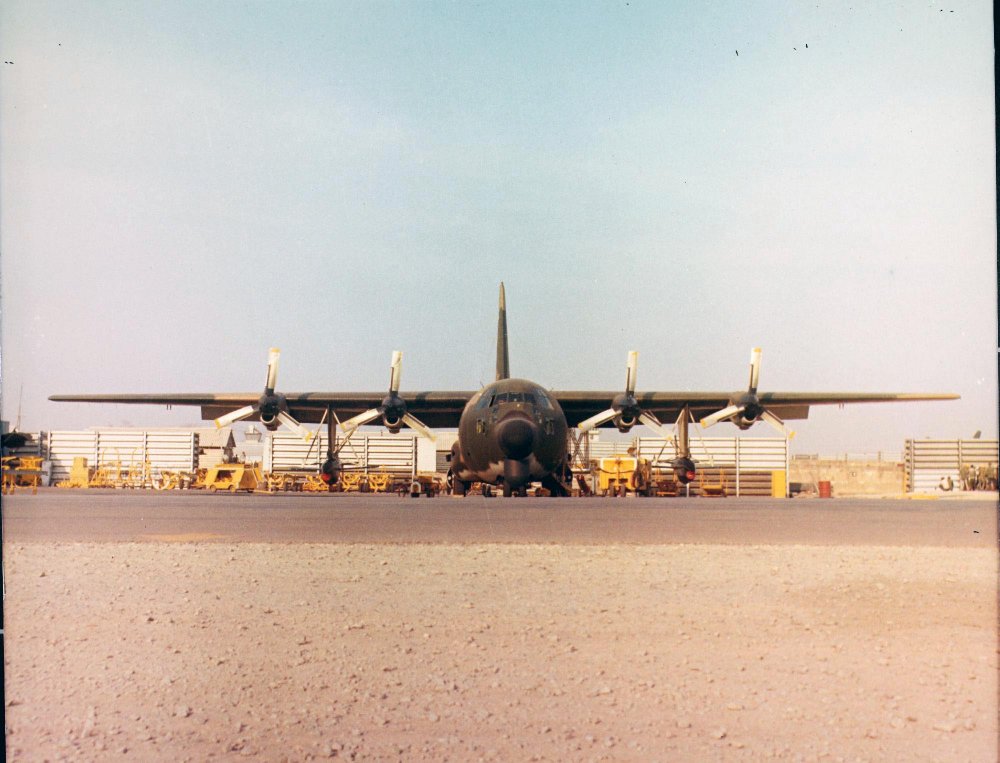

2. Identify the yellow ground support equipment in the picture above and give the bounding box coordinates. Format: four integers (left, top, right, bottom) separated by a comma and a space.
597, 456, 653, 496
89, 461, 123, 489
650, 473, 680, 497
699, 469, 728, 497
405, 474, 443, 497
2, 456, 43, 494
261, 472, 297, 492
57, 457, 94, 489
151, 470, 194, 490
340, 471, 365, 492
302, 474, 331, 492
598, 456, 634, 496
203, 464, 262, 493
123, 459, 153, 489
367, 470, 392, 493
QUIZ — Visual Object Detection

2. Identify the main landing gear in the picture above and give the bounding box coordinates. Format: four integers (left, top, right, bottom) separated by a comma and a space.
447, 470, 472, 497
501, 482, 528, 498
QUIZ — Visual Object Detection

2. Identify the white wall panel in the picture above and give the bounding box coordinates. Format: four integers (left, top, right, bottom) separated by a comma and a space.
906, 439, 998, 493
48, 430, 197, 482
267, 432, 418, 475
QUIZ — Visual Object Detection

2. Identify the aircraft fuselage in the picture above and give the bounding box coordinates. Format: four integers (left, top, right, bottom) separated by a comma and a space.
451, 377, 569, 494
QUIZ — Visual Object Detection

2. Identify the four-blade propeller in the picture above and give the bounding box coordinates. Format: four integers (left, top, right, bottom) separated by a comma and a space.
700, 347, 795, 438
340, 351, 435, 440
213, 348, 314, 440
577, 351, 669, 437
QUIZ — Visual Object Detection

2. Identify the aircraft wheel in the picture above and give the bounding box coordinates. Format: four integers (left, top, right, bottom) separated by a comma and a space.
502, 482, 513, 498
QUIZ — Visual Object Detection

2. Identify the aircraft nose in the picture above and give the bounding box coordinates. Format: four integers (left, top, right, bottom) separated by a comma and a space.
496, 415, 537, 460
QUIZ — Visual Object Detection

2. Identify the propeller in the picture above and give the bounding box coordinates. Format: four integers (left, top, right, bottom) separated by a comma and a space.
700, 347, 795, 438
213, 348, 313, 440
340, 351, 435, 440
577, 351, 670, 436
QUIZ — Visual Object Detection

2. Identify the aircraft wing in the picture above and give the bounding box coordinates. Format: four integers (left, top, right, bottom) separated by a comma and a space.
551, 391, 960, 428
50, 390, 958, 430
48, 392, 478, 428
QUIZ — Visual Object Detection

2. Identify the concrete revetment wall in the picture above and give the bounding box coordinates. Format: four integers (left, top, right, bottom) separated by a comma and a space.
790, 459, 905, 496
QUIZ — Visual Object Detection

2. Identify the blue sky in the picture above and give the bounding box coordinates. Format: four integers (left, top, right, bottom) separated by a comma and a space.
1, 1, 995, 454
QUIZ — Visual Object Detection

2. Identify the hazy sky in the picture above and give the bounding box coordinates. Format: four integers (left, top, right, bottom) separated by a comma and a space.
1, 1, 995, 455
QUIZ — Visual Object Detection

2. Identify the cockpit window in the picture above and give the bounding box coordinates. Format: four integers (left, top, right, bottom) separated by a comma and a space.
490, 391, 536, 406
535, 390, 553, 409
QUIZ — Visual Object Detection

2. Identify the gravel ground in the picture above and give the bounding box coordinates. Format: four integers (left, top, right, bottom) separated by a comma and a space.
4, 540, 997, 761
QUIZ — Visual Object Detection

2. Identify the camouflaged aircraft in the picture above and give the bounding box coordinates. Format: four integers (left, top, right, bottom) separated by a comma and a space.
51, 284, 958, 497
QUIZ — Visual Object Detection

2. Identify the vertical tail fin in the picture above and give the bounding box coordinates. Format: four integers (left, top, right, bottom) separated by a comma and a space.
496, 282, 510, 381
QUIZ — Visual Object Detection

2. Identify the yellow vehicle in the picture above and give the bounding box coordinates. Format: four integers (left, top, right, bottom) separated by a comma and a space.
406, 474, 443, 497
2, 456, 43, 494
597, 456, 653, 497
203, 464, 262, 493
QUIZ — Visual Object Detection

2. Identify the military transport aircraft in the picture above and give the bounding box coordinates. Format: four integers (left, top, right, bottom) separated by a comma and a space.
51, 284, 958, 497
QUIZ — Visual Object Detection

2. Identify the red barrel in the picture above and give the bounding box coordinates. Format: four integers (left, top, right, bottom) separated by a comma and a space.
818, 480, 832, 498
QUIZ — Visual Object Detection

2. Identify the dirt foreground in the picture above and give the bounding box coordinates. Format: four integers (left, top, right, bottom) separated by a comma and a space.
4, 540, 997, 761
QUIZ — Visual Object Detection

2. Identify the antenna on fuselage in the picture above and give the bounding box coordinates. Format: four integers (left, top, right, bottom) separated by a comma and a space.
496, 282, 510, 381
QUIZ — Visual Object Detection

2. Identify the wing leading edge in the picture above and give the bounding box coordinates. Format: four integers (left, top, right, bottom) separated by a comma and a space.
553, 391, 959, 427
49, 390, 958, 429
48, 392, 477, 428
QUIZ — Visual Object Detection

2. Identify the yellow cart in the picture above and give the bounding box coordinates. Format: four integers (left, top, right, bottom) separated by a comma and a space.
203, 464, 262, 493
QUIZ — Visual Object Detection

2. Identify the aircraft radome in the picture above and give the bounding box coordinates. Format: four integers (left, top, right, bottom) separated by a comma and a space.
51, 284, 958, 497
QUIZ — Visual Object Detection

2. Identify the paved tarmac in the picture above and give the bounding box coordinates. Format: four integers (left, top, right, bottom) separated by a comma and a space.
3, 489, 996, 546
4, 490, 997, 760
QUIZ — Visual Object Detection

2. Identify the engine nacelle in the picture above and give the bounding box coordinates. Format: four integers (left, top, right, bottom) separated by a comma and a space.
257, 392, 287, 430
321, 456, 341, 483
732, 398, 763, 430
614, 412, 638, 433
611, 393, 640, 433
381, 393, 406, 434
